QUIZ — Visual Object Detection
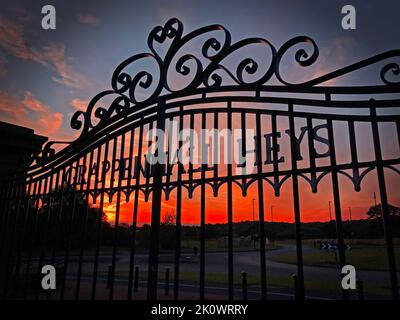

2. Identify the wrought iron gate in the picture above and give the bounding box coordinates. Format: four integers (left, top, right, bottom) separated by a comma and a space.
0, 18, 399, 300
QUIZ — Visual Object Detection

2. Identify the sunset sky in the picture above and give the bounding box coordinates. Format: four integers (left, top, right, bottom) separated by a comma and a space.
1, 0, 400, 225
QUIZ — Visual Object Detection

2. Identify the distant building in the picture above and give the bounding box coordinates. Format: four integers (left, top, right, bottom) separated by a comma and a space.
0, 121, 47, 184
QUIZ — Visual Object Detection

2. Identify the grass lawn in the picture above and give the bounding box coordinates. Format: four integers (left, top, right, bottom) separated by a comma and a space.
95, 270, 392, 298
279, 238, 400, 247
270, 247, 400, 271
181, 239, 279, 252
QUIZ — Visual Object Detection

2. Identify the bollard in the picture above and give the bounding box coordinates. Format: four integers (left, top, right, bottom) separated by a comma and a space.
107, 265, 112, 289
134, 266, 139, 292
357, 279, 364, 300
241, 271, 247, 300
165, 267, 170, 296
292, 274, 299, 300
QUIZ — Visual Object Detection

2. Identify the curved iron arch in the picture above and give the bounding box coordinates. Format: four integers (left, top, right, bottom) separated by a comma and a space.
26, 17, 400, 168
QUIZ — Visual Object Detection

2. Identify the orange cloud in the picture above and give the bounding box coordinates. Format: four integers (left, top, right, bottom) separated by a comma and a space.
71, 98, 89, 111
37, 112, 64, 135
0, 90, 64, 137
0, 16, 43, 63
42, 44, 88, 88
22, 91, 48, 113
0, 16, 87, 88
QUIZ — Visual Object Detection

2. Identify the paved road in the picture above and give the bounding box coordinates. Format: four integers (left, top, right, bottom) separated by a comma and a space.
35, 244, 397, 299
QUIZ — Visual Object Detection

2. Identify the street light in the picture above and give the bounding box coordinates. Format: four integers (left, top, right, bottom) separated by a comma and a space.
252, 198, 256, 249
271, 205, 275, 247
373, 191, 383, 236
270, 205, 274, 223
348, 206, 353, 243
328, 200, 332, 221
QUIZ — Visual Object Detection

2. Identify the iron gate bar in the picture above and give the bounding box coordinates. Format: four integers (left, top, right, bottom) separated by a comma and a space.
271, 113, 280, 195
348, 121, 360, 190
189, 113, 194, 201
127, 123, 143, 300
125, 126, 136, 299
165, 117, 172, 190
147, 100, 166, 300
327, 119, 350, 300
48, 168, 65, 300
173, 107, 184, 300
370, 104, 399, 300
200, 112, 206, 300
60, 159, 80, 300
255, 112, 268, 299
91, 141, 109, 300
35, 174, 52, 300
306, 117, 317, 186
72, 154, 88, 300
288, 103, 305, 300
75, 150, 93, 300
109, 134, 124, 300
145, 122, 154, 201
227, 102, 234, 300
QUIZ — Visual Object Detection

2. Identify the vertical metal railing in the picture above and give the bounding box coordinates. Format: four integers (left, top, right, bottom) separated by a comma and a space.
128, 123, 143, 300
255, 112, 267, 300
370, 103, 399, 300
288, 103, 305, 300
91, 141, 109, 299
200, 112, 206, 300
75, 150, 94, 299
147, 99, 166, 300
109, 134, 124, 300
60, 160, 80, 300
174, 107, 184, 300
227, 102, 234, 300
326, 118, 349, 300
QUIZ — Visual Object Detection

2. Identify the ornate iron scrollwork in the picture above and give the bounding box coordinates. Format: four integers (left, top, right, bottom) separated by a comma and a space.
67, 17, 400, 141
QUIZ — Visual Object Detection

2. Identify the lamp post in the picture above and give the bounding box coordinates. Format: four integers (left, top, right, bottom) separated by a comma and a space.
271, 205, 275, 247
252, 198, 256, 249
349, 206, 353, 243
373, 192, 382, 236
328, 200, 332, 221
271, 205, 274, 223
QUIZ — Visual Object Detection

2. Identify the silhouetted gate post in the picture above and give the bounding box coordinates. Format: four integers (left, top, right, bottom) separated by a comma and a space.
147, 98, 166, 300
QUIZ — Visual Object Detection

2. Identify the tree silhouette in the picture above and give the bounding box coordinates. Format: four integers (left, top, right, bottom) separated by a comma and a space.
366, 203, 400, 220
